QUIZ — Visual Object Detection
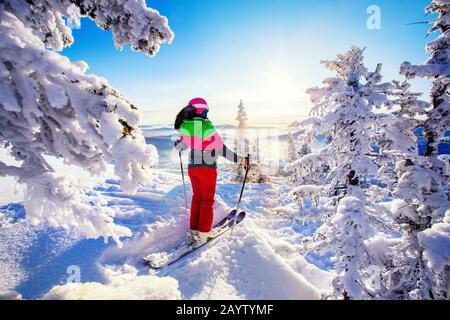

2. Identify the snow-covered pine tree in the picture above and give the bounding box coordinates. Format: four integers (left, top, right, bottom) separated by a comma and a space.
364, 78, 440, 299
254, 134, 261, 164
289, 47, 398, 299
285, 131, 311, 183
286, 131, 297, 164
250, 132, 272, 183
231, 100, 267, 183
387, 0, 450, 299
233, 99, 250, 182
0, 1, 173, 245
384, 156, 449, 299
284, 130, 299, 182
245, 132, 265, 182
234, 99, 249, 156
400, 0, 450, 157
236, 99, 248, 132
297, 133, 312, 159
374, 80, 429, 197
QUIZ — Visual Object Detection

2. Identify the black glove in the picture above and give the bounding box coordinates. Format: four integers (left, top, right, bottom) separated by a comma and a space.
242, 155, 250, 170
174, 139, 185, 152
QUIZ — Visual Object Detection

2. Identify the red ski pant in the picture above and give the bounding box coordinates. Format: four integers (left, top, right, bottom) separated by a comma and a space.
188, 167, 217, 233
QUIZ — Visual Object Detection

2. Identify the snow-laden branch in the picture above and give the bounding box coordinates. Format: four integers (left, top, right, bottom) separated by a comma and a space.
0, 1, 173, 245
3, 0, 174, 54
400, 0, 450, 155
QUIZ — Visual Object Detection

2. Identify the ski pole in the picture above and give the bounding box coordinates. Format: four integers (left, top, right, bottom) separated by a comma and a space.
179, 151, 189, 209
232, 155, 250, 232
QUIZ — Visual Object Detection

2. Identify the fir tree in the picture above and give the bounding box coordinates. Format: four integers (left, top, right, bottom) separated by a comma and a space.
289, 47, 399, 299
388, 0, 450, 298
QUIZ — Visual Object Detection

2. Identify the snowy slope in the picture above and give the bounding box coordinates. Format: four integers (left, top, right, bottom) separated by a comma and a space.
0, 138, 332, 300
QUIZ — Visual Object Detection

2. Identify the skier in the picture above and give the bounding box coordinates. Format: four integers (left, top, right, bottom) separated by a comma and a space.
174, 97, 249, 246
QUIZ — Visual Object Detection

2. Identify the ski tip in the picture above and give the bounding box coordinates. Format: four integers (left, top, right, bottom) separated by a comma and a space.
142, 257, 161, 269
237, 211, 246, 220
229, 210, 246, 218
143, 259, 164, 270
148, 264, 164, 270
141, 211, 247, 270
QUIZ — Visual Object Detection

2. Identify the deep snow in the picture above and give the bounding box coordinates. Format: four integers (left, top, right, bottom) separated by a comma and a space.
0, 129, 333, 300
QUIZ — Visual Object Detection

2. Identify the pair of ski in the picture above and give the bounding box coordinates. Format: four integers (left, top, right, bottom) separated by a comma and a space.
142, 210, 246, 269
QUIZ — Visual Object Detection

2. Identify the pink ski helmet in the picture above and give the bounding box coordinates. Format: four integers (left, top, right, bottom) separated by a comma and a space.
188, 97, 209, 118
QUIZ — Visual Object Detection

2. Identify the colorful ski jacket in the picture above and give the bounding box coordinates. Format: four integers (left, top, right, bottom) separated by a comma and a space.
175, 118, 241, 168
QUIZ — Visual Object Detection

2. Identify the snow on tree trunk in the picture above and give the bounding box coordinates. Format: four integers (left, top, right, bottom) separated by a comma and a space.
387, 157, 448, 299
0, 1, 173, 245
417, 209, 450, 299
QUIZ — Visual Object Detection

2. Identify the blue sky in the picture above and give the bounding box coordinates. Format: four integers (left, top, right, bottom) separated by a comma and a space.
63, 0, 434, 126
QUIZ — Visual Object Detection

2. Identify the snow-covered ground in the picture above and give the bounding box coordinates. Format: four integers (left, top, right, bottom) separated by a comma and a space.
0, 128, 333, 300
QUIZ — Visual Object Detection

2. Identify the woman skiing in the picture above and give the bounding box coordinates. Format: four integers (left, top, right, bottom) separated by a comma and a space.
174, 97, 249, 246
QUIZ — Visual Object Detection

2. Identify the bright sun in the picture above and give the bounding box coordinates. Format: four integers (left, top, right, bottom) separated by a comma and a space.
253, 62, 301, 110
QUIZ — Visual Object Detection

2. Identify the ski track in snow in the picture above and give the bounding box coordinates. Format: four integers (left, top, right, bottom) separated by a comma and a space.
0, 167, 333, 299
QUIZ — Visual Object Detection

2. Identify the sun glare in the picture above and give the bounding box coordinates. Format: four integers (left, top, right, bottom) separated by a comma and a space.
244, 61, 305, 123
254, 63, 302, 109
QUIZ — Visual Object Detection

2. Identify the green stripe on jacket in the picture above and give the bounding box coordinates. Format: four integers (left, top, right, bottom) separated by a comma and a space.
180, 118, 217, 139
